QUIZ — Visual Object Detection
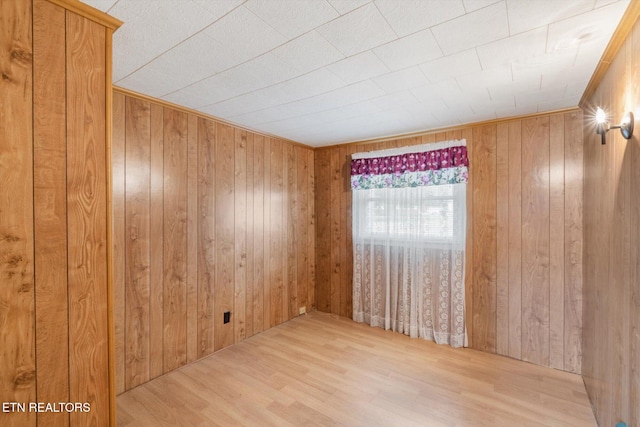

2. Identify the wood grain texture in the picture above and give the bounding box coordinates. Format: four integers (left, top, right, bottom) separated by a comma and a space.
112, 91, 126, 396
163, 108, 188, 372
286, 143, 297, 319
313, 114, 583, 374
521, 116, 550, 367
197, 118, 216, 357
253, 134, 265, 336
269, 139, 284, 327
296, 146, 310, 313
66, 12, 109, 426
214, 123, 235, 350
0, 0, 35, 425
563, 111, 583, 374
148, 103, 164, 380
549, 114, 565, 371
33, 1, 69, 425
117, 312, 597, 427
314, 149, 331, 312
186, 114, 198, 363
507, 120, 522, 360
308, 149, 317, 311
124, 96, 151, 390
245, 134, 255, 336
495, 123, 509, 356
582, 14, 640, 423
472, 125, 497, 354
234, 129, 247, 343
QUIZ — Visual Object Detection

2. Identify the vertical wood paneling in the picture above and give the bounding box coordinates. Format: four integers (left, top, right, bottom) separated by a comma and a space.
461, 128, 474, 348
507, 121, 522, 360
245, 134, 255, 336
197, 118, 216, 357
269, 139, 284, 327
521, 116, 550, 367
308, 149, 317, 311
149, 103, 164, 380
263, 137, 271, 330
124, 97, 151, 389
472, 125, 497, 353
339, 146, 350, 318
0, 0, 36, 403
163, 108, 188, 372
215, 123, 235, 350
549, 114, 565, 370
112, 91, 126, 395
253, 135, 265, 335
313, 113, 582, 375
66, 13, 109, 426
286, 143, 297, 319
186, 115, 198, 363
315, 149, 331, 312
5, 3, 115, 419
564, 111, 583, 374
33, 1, 68, 425
495, 123, 509, 356
296, 146, 309, 313
234, 129, 247, 343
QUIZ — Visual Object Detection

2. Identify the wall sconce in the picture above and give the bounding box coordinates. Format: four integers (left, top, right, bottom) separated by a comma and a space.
595, 107, 634, 145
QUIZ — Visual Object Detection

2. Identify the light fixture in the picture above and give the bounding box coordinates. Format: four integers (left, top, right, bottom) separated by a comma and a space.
595, 106, 634, 145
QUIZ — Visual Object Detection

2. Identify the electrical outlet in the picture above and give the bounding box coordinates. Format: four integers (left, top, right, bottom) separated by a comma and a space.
299, 306, 306, 315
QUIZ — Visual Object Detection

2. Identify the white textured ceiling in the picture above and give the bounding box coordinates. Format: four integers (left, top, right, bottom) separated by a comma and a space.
86, 0, 630, 147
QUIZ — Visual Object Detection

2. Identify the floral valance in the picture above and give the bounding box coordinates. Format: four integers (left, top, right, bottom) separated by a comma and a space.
351, 139, 469, 190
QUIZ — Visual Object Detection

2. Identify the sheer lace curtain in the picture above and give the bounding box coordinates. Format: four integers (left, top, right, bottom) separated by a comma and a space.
351, 140, 468, 347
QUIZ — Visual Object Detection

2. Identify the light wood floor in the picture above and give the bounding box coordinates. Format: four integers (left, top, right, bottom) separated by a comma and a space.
117, 312, 596, 426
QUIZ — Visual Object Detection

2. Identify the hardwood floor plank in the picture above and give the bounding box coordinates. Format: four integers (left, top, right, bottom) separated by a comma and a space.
117, 313, 596, 427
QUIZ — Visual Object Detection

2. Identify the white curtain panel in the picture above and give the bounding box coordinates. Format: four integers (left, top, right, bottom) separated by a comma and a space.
351, 140, 467, 347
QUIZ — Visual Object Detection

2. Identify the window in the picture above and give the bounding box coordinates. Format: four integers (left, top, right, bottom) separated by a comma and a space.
353, 184, 465, 248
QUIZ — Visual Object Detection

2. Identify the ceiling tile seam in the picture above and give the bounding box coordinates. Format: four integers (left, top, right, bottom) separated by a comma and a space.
372, 1, 399, 38
159, 3, 385, 100
199, 49, 450, 115
325, 0, 340, 16
114, 0, 249, 84
226, 81, 388, 126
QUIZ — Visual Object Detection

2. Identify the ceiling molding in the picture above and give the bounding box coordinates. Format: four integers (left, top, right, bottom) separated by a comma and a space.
315, 106, 582, 151
580, 0, 640, 107
113, 86, 314, 150
47, 0, 123, 30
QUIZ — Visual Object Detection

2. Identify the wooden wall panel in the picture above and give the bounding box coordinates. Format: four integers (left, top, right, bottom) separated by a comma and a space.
2, 2, 115, 424
314, 111, 583, 374
549, 114, 565, 370
148, 103, 164, 380
66, 12, 109, 426
507, 121, 522, 360
253, 134, 265, 336
234, 129, 247, 343
163, 108, 188, 372
186, 115, 198, 363
0, 0, 35, 425
112, 91, 126, 396
472, 125, 497, 354
197, 118, 216, 357
33, 1, 68, 425
286, 144, 297, 319
214, 123, 235, 350
110, 94, 325, 394
269, 139, 284, 327
582, 11, 640, 424
124, 97, 151, 389
496, 123, 509, 356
